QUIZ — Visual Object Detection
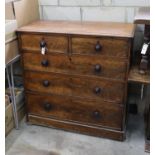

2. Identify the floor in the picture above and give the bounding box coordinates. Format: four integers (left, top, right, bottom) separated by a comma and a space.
6, 114, 149, 155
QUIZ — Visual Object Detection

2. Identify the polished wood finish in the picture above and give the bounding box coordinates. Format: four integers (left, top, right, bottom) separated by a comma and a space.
23, 52, 128, 81
25, 71, 125, 103
71, 36, 130, 58
27, 93, 124, 130
20, 34, 68, 53
28, 115, 125, 141
17, 20, 135, 141
17, 20, 135, 38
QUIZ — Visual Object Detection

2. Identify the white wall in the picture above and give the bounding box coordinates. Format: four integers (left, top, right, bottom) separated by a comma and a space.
39, 0, 149, 22
38, 0, 150, 51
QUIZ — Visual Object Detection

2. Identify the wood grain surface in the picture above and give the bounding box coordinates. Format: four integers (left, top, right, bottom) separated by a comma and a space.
23, 52, 128, 81
20, 33, 68, 53
17, 20, 135, 141
24, 71, 125, 103
28, 115, 125, 141
26, 93, 124, 130
17, 20, 135, 38
71, 36, 130, 58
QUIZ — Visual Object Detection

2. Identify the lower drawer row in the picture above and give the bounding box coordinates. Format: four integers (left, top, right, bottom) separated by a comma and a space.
26, 93, 125, 130
24, 71, 125, 103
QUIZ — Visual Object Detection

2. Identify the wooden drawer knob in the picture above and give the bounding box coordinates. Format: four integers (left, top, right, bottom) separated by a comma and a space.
93, 110, 101, 119
44, 102, 52, 111
94, 64, 101, 73
41, 60, 48, 67
94, 87, 101, 94
40, 40, 46, 48
43, 80, 50, 87
95, 41, 102, 52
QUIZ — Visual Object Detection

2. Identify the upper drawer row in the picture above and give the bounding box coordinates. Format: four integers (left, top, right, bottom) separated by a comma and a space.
19, 34, 130, 58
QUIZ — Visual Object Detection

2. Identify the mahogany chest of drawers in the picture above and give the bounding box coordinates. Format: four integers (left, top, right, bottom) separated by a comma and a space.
17, 21, 135, 141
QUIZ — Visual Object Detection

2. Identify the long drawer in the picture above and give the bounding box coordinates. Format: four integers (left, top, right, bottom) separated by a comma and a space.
26, 93, 124, 130
23, 52, 128, 81
25, 71, 125, 103
71, 36, 130, 58
20, 34, 68, 53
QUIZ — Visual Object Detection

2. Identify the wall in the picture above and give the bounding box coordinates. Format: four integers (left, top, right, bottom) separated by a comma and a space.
39, 0, 149, 22
38, 0, 150, 51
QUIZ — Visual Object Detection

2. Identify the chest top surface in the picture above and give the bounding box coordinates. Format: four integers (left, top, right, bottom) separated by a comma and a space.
17, 20, 135, 38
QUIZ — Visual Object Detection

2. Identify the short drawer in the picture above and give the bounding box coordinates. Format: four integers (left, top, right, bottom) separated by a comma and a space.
23, 52, 128, 81
26, 93, 124, 130
71, 36, 130, 58
20, 34, 68, 53
25, 71, 125, 103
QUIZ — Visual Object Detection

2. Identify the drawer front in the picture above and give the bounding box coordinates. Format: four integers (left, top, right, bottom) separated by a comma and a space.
25, 71, 125, 103
20, 34, 68, 53
23, 53, 127, 80
72, 37, 130, 58
27, 93, 124, 130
